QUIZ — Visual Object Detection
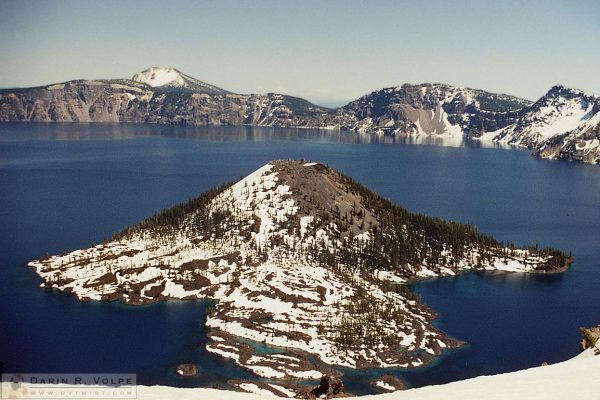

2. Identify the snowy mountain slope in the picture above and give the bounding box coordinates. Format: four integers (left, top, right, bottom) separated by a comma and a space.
339, 83, 530, 136
485, 85, 599, 147
29, 161, 568, 387
131, 66, 230, 95
533, 108, 600, 163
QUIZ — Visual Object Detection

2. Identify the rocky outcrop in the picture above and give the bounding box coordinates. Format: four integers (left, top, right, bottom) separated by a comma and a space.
0, 80, 153, 123
370, 374, 407, 392
176, 363, 199, 377
580, 325, 600, 353
308, 376, 345, 399
532, 111, 600, 164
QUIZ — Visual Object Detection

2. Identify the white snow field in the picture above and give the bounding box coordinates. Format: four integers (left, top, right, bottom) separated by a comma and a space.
127, 349, 600, 399
10, 349, 598, 399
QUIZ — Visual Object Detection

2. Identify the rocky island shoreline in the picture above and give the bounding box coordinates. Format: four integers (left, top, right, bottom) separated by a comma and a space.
29, 160, 570, 395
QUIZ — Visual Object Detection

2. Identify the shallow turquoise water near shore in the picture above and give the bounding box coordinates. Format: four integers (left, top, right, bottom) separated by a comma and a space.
1, 123, 599, 393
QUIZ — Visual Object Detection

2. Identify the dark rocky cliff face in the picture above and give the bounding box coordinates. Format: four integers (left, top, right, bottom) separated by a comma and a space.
0, 80, 336, 128
0, 80, 531, 134
0, 81, 153, 122
533, 117, 600, 164
341, 83, 530, 135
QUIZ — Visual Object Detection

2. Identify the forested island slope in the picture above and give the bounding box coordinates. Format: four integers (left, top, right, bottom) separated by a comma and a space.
29, 160, 569, 385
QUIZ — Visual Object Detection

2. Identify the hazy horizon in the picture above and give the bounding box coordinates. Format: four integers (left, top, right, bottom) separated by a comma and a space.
1, 0, 599, 105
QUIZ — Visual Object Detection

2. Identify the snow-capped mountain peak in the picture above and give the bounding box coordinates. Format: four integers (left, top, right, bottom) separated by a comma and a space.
131, 67, 183, 87
488, 85, 599, 150
131, 67, 229, 95
544, 84, 596, 99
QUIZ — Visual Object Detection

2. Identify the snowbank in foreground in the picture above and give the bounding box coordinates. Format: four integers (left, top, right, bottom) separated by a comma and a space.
120, 349, 600, 399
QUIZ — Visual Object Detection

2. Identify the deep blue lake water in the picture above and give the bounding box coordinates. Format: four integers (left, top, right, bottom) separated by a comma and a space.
1, 123, 599, 393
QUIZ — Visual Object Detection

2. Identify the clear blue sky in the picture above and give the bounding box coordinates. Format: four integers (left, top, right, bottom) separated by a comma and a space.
1, 0, 598, 106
